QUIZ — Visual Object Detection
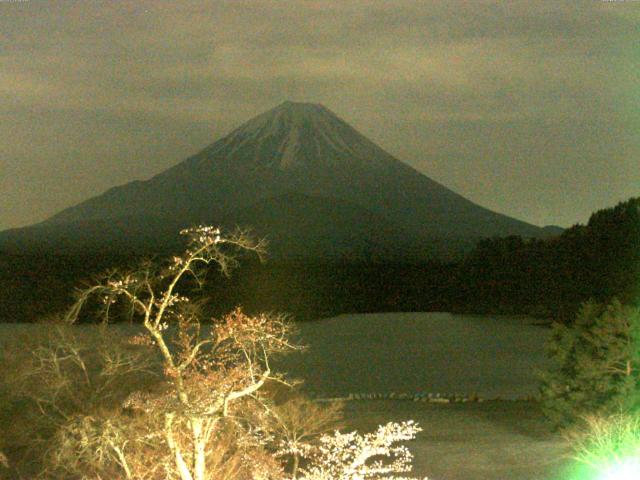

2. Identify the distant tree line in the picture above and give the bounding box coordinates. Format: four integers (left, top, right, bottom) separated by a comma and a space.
1, 197, 637, 323
0, 252, 139, 323
452, 197, 640, 321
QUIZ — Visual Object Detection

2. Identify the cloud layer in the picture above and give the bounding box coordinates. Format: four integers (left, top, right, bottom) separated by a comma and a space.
1, 0, 638, 229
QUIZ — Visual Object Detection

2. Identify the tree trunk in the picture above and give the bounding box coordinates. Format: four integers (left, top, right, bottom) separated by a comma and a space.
165, 413, 194, 480
191, 417, 207, 480
291, 453, 300, 479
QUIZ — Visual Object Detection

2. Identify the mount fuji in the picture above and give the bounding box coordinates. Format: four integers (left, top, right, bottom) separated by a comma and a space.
0, 101, 555, 258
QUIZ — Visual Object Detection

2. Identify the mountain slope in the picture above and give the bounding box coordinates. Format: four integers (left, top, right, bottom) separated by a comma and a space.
2, 101, 552, 257
220, 191, 437, 260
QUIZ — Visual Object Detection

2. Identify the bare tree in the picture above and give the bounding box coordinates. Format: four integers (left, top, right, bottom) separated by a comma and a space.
16, 226, 430, 480
66, 226, 299, 480
4, 323, 157, 479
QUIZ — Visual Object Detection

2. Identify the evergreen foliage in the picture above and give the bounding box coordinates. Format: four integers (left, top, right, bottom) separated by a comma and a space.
539, 300, 640, 427
456, 197, 640, 320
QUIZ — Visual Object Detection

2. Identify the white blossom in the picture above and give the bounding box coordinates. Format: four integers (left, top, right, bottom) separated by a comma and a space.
296, 421, 428, 480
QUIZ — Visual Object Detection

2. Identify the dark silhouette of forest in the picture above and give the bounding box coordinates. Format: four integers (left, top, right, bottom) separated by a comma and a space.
1, 197, 637, 323
453, 196, 640, 320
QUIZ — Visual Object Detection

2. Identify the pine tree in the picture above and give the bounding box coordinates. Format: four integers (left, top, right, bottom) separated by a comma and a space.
539, 299, 640, 427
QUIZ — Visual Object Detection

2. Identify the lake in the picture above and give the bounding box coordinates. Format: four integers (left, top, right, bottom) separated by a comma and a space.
274, 312, 551, 400
0, 311, 551, 400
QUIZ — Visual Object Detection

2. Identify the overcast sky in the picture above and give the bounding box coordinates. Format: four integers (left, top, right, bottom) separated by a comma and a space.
1, 0, 638, 231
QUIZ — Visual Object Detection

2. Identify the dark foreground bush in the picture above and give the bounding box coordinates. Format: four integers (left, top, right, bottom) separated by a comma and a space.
539, 299, 640, 428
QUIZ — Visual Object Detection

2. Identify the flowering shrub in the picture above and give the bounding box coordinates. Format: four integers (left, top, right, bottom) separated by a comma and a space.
296, 421, 428, 480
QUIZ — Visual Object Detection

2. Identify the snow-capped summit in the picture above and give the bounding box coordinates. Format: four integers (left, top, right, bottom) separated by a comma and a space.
188, 100, 400, 172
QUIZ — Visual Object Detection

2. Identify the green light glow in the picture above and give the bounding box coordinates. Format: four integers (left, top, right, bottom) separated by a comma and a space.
600, 457, 640, 480
564, 413, 640, 480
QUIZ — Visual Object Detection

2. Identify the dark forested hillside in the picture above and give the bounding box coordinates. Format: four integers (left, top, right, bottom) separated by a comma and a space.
453, 197, 640, 320
0, 253, 457, 322
1, 197, 637, 323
